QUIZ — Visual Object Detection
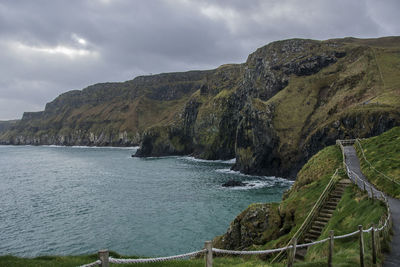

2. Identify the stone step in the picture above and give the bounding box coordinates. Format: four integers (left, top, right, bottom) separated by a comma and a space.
319, 210, 334, 216
338, 179, 352, 185
335, 185, 349, 191
331, 189, 345, 194
320, 211, 335, 217
308, 229, 322, 236
294, 181, 352, 262
304, 233, 319, 241
324, 204, 337, 210
316, 216, 330, 222
326, 200, 339, 205
313, 220, 327, 227
311, 225, 324, 232
323, 203, 337, 207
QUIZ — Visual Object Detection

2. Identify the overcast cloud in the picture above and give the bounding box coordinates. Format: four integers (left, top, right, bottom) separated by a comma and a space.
0, 0, 399, 120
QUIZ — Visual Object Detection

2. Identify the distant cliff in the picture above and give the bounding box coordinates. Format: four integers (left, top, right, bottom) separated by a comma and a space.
1, 36, 400, 178
0, 120, 18, 134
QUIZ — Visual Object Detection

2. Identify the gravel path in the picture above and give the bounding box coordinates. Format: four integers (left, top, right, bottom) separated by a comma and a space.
343, 146, 400, 267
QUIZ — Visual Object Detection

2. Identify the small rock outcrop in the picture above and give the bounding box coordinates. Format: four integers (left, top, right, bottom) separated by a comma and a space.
222, 180, 247, 187
213, 203, 276, 250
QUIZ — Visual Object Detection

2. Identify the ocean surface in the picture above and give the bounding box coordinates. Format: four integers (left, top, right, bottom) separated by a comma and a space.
0, 145, 293, 257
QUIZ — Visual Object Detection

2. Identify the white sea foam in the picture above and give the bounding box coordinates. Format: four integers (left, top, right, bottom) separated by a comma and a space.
71, 145, 139, 149
223, 180, 274, 190
140, 156, 179, 160
223, 158, 236, 164
216, 168, 294, 187
180, 156, 235, 164
40, 145, 139, 149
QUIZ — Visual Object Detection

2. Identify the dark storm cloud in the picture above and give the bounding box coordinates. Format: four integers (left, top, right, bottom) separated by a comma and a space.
0, 0, 399, 120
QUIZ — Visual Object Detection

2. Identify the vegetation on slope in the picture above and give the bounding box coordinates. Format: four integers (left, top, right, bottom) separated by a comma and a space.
0, 254, 274, 267
214, 144, 387, 266
356, 126, 400, 198
306, 183, 387, 266
257, 38, 400, 177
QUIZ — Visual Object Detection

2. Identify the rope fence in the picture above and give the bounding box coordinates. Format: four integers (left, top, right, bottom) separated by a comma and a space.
355, 139, 400, 186
271, 168, 340, 263
78, 140, 392, 267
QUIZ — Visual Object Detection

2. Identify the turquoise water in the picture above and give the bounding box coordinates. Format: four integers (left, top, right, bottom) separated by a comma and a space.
0, 145, 292, 257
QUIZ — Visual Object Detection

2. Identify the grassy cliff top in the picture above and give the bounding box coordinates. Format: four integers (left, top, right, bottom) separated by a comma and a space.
356, 126, 400, 198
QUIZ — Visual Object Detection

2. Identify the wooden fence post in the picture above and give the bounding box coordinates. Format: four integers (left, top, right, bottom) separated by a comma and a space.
370, 186, 374, 200
372, 224, 377, 264
287, 237, 297, 267
98, 249, 109, 267
359, 225, 365, 267
328, 230, 334, 267
205, 241, 213, 267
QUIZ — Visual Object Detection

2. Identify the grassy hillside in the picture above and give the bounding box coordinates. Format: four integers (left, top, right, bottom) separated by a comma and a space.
356, 126, 400, 198
259, 38, 400, 176
305, 184, 388, 266
214, 144, 387, 266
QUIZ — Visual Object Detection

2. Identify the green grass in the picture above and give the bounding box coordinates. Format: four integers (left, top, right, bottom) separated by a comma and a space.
214, 144, 388, 266
235, 145, 344, 254
306, 178, 387, 266
0, 254, 284, 267
355, 126, 400, 198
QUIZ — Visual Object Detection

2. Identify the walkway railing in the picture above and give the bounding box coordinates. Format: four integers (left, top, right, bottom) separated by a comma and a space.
355, 138, 400, 186
271, 168, 340, 263
79, 141, 392, 267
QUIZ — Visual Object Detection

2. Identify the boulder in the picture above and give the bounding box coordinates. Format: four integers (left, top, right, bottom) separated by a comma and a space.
222, 180, 247, 187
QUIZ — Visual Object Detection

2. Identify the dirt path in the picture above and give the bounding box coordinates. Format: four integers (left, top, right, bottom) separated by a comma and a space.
343, 146, 400, 267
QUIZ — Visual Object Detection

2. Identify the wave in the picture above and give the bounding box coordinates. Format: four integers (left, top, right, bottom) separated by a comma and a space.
180, 156, 236, 164
221, 180, 275, 190
140, 156, 180, 160
42, 145, 140, 150
216, 168, 294, 186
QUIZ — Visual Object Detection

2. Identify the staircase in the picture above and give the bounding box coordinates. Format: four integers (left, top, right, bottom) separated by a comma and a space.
295, 179, 352, 260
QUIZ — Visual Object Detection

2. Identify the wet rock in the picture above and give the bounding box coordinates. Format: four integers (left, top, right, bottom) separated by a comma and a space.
222, 180, 247, 187
213, 203, 274, 250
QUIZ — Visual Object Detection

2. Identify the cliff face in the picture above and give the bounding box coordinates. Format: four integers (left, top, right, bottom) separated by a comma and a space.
0, 70, 211, 146
2, 37, 400, 177
136, 37, 400, 177
0, 120, 18, 134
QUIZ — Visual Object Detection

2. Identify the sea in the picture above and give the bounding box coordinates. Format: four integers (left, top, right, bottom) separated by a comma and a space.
0, 145, 293, 257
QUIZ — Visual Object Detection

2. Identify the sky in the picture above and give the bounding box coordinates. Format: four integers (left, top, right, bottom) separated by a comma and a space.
0, 0, 399, 120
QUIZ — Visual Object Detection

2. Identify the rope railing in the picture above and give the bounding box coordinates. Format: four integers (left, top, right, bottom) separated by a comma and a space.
79, 260, 101, 267
78, 140, 393, 267
108, 249, 207, 264
271, 168, 340, 263
355, 139, 400, 186
338, 139, 392, 266
79, 220, 390, 267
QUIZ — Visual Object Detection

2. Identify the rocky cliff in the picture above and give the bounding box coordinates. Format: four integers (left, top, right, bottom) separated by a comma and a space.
1, 37, 400, 177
